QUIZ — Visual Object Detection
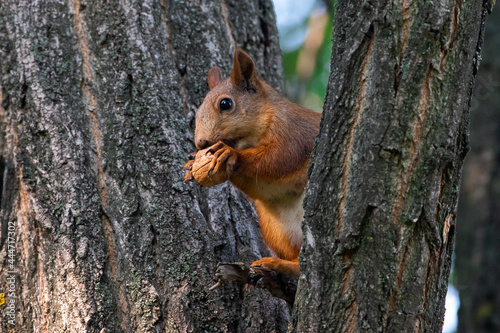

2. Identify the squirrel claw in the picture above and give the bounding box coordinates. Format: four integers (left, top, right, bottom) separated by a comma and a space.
207, 141, 225, 155
184, 174, 194, 183
183, 159, 194, 171
207, 158, 217, 177
183, 160, 195, 182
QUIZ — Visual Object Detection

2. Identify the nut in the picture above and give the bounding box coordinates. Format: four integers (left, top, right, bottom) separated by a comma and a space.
191, 148, 227, 187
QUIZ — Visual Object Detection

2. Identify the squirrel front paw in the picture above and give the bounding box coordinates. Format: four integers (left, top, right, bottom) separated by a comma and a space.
207, 141, 239, 177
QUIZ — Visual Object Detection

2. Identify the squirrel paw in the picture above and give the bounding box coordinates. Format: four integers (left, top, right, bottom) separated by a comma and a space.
183, 159, 195, 182
251, 257, 299, 278
249, 257, 299, 304
207, 141, 239, 177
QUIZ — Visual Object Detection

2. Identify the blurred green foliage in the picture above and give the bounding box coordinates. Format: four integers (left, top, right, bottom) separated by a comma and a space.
280, 0, 336, 112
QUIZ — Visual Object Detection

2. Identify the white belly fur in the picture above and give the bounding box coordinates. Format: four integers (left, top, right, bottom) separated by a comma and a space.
255, 191, 305, 249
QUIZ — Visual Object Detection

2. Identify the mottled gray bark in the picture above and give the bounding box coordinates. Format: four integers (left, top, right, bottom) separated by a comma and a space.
293, 0, 492, 332
455, 10, 500, 333
0, 0, 290, 332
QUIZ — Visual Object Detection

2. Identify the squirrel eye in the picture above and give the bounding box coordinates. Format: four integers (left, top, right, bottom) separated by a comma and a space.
219, 98, 233, 112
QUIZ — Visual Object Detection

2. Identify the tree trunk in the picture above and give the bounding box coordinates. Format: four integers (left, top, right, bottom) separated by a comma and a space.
0, 0, 290, 332
455, 9, 500, 333
293, 0, 492, 332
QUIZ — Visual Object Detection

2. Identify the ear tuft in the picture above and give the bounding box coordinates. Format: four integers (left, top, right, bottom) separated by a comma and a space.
207, 67, 223, 90
231, 49, 259, 92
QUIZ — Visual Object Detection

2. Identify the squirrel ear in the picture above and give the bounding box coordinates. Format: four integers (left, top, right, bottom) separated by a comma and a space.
231, 49, 259, 92
207, 67, 223, 90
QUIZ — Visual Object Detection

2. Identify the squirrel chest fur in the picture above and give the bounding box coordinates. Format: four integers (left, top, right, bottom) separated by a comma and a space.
184, 49, 321, 276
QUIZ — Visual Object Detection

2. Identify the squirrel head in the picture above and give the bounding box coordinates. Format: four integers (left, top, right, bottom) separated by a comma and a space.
194, 49, 271, 150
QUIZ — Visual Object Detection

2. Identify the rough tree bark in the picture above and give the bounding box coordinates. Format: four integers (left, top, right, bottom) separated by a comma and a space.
455, 9, 500, 333
0, 0, 290, 332
293, 0, 493, 332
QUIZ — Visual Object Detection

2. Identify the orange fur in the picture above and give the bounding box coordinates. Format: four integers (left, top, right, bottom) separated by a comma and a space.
192, 49, 321, 277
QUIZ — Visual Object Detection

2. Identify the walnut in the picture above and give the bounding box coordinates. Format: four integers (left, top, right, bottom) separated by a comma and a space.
190, 148, 227, 187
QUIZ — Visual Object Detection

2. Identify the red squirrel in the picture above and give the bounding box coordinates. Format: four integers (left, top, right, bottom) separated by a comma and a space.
184, 49, 321, 277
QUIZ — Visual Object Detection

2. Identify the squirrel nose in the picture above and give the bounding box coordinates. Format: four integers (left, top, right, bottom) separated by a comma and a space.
196, 139, 209, 150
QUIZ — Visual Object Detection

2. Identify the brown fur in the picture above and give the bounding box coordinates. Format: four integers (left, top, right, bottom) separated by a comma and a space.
190, 49, 321, 277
